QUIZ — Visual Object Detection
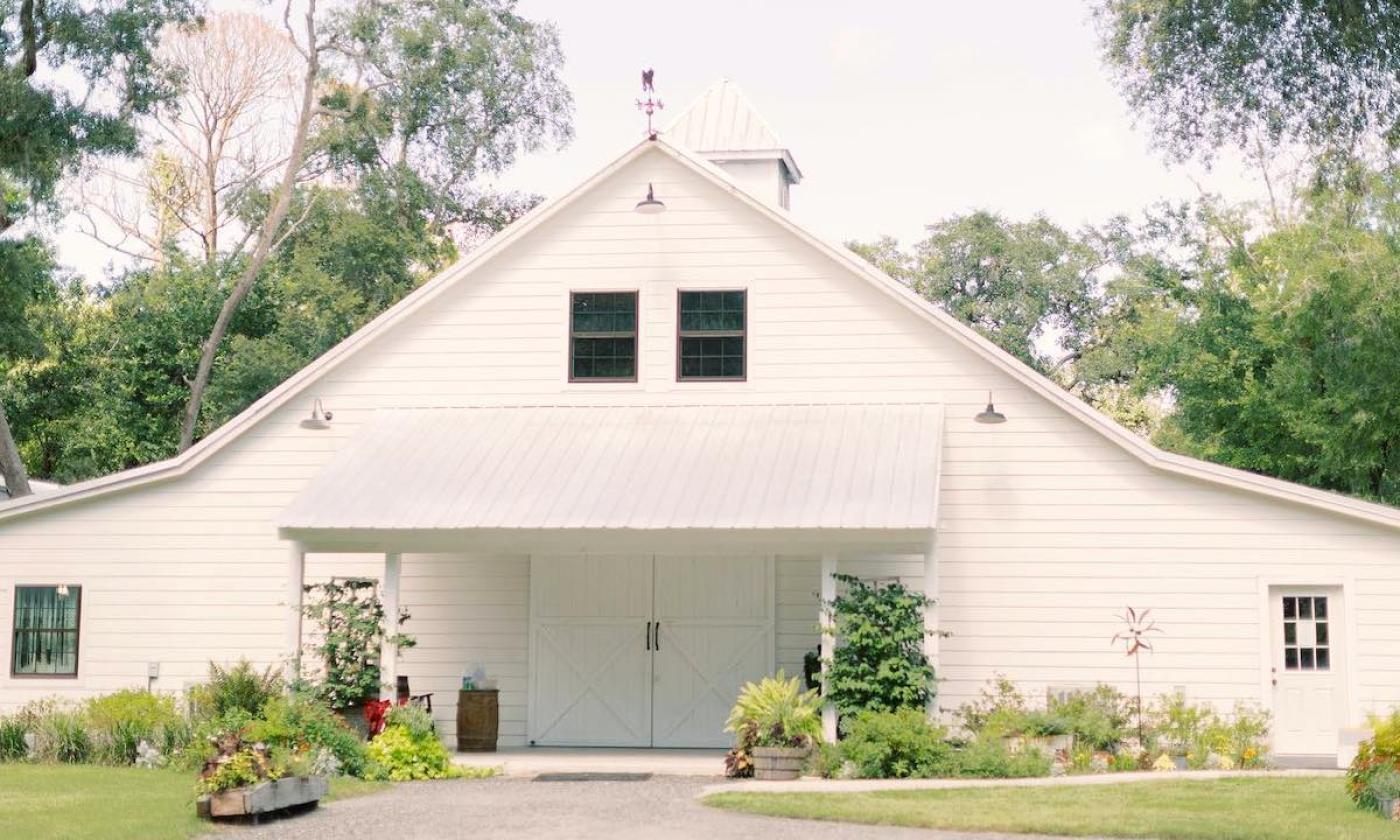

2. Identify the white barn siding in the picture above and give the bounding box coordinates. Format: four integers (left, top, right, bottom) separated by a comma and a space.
1, 143, 1398, 743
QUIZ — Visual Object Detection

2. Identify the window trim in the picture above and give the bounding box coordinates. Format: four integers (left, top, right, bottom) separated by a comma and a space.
567, 290, 640, 384
11, 583, 82, 679
675, 288, 748, 382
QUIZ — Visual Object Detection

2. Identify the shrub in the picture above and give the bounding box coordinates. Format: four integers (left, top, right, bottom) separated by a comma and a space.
825, 574, 935, 719
39, 710, 92, 763
85, 690, 187, 764
839, 708, 952, 779
950, 737, 1053, 778
955, 675, 1028, 737
805, 741, 846, 779
1349, 709, 1400, 812
301, 578, 415, 709
1202, 703, 1270, 769
189, 660, 283, 719
385, 704, 435, 739
364, 725, 457, 781
0, 717, 28, 761
245, 692, 368, 778
1049, 685, 1133, 751
1148, 692, 1216, 756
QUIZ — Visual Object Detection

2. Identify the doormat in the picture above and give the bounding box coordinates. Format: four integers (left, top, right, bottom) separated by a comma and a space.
533, 772, 653, 782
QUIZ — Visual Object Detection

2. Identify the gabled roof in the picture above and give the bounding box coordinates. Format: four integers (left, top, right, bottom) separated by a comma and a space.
280, 404, 944, 532
667, 78, 802, 182
2, 134, 1398, 531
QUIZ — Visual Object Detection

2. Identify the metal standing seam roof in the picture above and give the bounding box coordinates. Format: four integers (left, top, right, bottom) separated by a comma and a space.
666, 79, 802, 180
278, 403, 943, 531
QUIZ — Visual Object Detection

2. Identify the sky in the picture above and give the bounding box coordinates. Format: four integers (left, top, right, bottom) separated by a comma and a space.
55, 0, 1269, 275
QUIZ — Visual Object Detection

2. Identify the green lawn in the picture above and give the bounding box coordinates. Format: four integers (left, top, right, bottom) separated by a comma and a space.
0, 764, 387, 840
706, 777, 1400, 840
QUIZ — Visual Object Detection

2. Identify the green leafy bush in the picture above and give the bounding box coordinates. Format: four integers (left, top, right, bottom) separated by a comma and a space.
244, 692, 368, 777
840, 708, 952, 779
85, 690, 188, 764
1203, 703, 1270, 769
384, 704, 435, 739
364, 725, 458, 781
1049, 686, 1133, 751
955, 675, 1028, 737
950, 737, 1053, 778
1148, 692, 1216, 757
189, 660, 284, 719
725, 672, 823, 749
0, 717, 29, 761
1349, 709, 1400, 812
825, 575, 935, 719
39, 710, 93, 763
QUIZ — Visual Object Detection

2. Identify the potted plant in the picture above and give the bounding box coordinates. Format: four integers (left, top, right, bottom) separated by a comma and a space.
1371, 767, 1400, 820
725, 671, 823, 780
1021, 711, 1074, 756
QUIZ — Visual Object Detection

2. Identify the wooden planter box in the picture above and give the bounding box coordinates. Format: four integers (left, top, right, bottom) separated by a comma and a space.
457, 689, 499, 752
751, 746, 809, 781
200, 775, 329, 820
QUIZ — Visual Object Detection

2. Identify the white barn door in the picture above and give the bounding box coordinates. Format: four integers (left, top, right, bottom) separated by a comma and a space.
652, 555, 774, 748
529, 555, 653, 746
1270, 588, 1346, 758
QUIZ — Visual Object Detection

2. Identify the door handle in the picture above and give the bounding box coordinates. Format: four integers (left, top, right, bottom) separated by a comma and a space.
645, 621, 652, 651
653, 621, 661, 651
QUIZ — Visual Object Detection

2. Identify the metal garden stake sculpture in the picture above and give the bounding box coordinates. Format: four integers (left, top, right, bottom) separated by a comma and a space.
1112, 606, 1161, 745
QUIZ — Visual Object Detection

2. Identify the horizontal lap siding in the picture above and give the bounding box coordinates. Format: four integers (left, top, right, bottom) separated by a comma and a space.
2, 145, 1399, 736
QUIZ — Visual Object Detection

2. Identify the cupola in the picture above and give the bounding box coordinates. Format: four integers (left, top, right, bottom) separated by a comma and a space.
667, 78, 802, 209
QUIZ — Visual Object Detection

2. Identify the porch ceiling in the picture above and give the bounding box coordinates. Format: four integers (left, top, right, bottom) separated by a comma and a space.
278, 403, 943, 538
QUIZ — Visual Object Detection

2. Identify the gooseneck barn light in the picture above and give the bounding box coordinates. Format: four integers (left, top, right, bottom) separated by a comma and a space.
299, 399, 333, 430
974, 391, 1007, 424
634, 182, 666, 214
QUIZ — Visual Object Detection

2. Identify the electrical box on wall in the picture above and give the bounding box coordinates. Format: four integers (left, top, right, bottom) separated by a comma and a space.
147, 662, 160, 679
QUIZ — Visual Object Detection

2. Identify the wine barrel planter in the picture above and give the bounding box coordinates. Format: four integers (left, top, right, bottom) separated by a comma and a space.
751, 746, 809, 780
456, 689, 499, 752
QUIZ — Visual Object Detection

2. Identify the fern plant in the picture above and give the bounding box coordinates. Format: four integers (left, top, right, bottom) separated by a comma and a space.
725, 671, 823, 749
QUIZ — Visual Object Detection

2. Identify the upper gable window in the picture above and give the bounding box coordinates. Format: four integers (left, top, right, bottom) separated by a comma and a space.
677, 290, 746, 381
12, 585, 81, 677
570, 291, 638, 382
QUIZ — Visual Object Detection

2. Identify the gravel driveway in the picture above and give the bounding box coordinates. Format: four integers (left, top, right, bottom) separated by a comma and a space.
225, 775, 1080, 840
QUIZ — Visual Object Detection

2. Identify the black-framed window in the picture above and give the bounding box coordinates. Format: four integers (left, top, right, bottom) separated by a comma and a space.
677, 290, 746, 380
12, 585, 81, 677
570, 291, 638, 381
1282, 595, 1331, 671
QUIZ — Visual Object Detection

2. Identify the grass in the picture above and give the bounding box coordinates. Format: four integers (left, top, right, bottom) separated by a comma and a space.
0, 764, 389, 840
706, 777, 1400, 840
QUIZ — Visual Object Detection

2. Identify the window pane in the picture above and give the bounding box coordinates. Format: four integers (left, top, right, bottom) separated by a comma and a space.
572, 337, 636, 380
571, 293, 636, 334
1299, 598, 1312, 619
1283, 597, 1296, 619
1315, 623, 1328, 645
1316, 648, 1330, 670
679, 290, 744, 332
679, 336, 745, 380
1314, 598, 1328, 620
1284, 648, 1298, 669
1284, 623, 1297, 644
1300, 648, 1315, 669
13, 586, 80, 676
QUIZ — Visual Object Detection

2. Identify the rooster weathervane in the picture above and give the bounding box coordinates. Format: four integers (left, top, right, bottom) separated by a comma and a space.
637, 68, 663, 140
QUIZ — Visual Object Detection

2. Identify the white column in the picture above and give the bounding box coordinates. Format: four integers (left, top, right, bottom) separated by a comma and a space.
380, 552, 402, 701
820, 552, 838, 742
285, 542, 306, 683
923, 534, 940, 715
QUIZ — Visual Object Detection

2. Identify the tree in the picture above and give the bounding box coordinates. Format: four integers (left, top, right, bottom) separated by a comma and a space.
1096, 0, 1400, 159
176, 0, 572, 452
850, 211, 1101, 372
0, 0, 195, 496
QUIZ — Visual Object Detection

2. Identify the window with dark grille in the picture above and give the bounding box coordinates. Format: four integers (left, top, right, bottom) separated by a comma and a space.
1282, 595, 1330, 671
677, 290, 746, 380
12, 585, 81, 676
570, 292, 638, 381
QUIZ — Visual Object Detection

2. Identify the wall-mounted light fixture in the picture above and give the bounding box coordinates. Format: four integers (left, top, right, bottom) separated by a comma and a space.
56, 584, 70, 598
634, 183, 665, 214
974, 391, 1006, 424
299, 399, 333, 430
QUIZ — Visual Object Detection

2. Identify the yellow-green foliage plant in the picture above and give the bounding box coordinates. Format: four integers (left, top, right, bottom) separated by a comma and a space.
1348, 708, 1400, 812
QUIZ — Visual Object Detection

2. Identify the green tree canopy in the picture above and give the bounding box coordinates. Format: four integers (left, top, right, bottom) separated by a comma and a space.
1096, 0, 1400, 158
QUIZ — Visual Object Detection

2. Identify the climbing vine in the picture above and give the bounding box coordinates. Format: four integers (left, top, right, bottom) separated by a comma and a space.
301, 578, 415, 709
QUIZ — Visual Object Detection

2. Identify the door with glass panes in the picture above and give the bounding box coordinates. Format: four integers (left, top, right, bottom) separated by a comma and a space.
1270, 588, 1346, 757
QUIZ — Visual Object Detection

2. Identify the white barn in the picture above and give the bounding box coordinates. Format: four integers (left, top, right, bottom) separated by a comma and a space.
2, 81, 1398, 765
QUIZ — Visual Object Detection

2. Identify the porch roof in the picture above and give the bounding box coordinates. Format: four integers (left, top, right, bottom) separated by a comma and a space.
278, 403, 943, 533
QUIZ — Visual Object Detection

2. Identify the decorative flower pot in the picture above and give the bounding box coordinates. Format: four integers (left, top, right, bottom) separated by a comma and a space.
200, 775, 329, 820
751, 746, 809, 781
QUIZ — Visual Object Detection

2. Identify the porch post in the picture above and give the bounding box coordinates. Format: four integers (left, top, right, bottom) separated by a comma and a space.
285, 542, 305, 683
820, 552, 838, 742
923, 534, 939, 715
381, 552, 402, 701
